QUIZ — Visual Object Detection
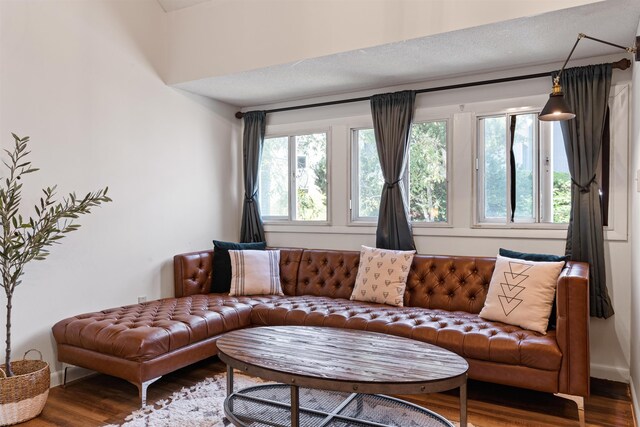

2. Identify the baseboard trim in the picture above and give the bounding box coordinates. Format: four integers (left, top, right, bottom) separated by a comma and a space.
50, 365, 95, 388
631, 376, 639, 427
590, 362, 630, 383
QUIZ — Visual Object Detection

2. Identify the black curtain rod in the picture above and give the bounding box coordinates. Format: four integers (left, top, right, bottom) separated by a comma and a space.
235, 58, 630, 119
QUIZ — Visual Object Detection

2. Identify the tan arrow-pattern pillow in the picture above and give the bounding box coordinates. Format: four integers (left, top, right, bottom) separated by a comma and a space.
479, 255, 565, 334
350, 245, 416, 307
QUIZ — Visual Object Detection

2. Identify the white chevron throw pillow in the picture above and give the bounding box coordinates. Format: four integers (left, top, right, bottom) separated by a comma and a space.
479, 255, 564, 334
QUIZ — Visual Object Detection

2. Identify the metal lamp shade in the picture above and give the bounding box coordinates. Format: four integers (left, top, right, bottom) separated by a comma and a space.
539, 92, 575, 121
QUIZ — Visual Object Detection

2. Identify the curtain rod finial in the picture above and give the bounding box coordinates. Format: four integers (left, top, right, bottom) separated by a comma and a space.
235, 112, 244, 119
612, 58, 631, 70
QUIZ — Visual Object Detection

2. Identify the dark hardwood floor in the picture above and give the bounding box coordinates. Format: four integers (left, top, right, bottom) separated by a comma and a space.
21, 357, 635, 427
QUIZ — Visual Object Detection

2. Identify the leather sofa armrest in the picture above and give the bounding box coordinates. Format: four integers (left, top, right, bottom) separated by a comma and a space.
173, 250, 214, 297
555, 261, 590, 397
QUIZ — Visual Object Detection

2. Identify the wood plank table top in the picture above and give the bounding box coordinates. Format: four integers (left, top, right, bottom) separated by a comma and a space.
217, 325, 468, 395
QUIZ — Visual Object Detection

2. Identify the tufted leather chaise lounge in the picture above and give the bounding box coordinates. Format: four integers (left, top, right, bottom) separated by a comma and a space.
52, 247, 590, 421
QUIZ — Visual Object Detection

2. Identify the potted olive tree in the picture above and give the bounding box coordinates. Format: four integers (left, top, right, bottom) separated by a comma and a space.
0, 134, 111, 425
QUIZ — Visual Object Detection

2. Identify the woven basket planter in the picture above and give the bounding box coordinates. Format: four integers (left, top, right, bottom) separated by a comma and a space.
0, 350, 49, 426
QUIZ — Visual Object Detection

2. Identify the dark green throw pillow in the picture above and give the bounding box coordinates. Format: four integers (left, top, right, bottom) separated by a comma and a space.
212, 240, 266, 293
498, 248, 568, 329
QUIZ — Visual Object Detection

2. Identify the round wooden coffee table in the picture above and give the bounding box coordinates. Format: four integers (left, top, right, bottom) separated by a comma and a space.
217, 326, 468, 427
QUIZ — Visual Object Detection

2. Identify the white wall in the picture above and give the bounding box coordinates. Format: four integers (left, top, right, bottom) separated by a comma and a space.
0, 0, 240, 383
247, 56, 633, 382
629, 17, 640, 421
166, 0, 598, 85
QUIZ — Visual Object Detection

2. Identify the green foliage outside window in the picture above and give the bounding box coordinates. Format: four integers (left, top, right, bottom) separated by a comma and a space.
481, 114, 571, 223
408, 122, 447, 222
357, 129, 384, 218
482, 117, 507, 219
553, 171, 571, 223
259, 137, 288, 217
356, 122, 448, 222
295, 133, 327, 221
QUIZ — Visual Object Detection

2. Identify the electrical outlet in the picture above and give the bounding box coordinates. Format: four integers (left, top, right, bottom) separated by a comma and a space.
137, 296, 147, 304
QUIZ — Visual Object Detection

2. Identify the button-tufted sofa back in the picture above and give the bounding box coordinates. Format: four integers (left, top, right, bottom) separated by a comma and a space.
405, 255, 495, 313
293, 249, 496, 314
295, 249, 360, 299
174, 247, 497, 314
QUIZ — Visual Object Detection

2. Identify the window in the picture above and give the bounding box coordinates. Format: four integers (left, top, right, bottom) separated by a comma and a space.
476, 112, 570, 225
351, 120, 448, 223
259, 132, 328, 222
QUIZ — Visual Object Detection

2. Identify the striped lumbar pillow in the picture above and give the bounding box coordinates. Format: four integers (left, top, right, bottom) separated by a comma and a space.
228, 249, 283, 296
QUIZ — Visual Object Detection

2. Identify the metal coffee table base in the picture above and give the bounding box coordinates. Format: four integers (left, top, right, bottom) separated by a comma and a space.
225, 374, 455, 427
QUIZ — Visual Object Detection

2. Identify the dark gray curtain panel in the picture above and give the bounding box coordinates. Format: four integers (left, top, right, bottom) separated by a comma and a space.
559, 64, 614, 318
371, 90, 416, 250
240, 111, 266, 243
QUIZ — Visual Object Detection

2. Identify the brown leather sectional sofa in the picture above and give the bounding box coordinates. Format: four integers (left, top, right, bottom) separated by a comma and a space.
52, 247, 590, 416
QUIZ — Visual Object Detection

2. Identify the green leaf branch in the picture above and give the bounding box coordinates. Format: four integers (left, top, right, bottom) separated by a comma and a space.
0, 134, 111, 376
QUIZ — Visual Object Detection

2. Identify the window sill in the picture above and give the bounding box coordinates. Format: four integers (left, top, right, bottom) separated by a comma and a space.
472, 223, 568, 230
263, 223, 627, 241
263, 221, 331, 227
347, 220, 452, 228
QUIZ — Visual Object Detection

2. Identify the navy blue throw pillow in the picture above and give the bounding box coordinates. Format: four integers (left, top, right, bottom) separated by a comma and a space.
212, 240, 267, 293
498, 248, 567, 330
499, 248, 568, 263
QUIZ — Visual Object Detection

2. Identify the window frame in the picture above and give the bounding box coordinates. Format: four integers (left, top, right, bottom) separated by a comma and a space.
260, 129, 331, 225
348, 118, 452, 227
474, 108, 568, 229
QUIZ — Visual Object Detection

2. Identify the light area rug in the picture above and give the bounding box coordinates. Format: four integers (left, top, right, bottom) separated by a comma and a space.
105, 372, 472, 427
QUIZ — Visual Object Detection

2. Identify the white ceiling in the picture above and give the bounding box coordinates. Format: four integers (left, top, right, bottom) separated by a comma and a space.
173, 0, 640, 107
156, 0, 209, 13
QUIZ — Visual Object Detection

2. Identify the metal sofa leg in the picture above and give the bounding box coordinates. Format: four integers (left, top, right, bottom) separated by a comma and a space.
134, 377, 161, 407
555, 393, 585, 427
62, 365, 69, 389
